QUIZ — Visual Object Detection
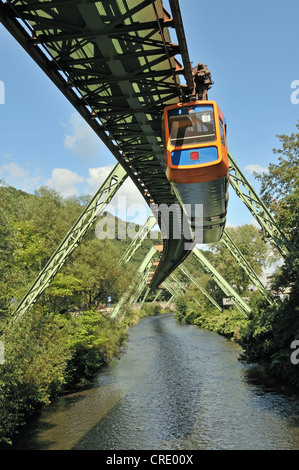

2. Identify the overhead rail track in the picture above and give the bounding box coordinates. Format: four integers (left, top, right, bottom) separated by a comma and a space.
2, 1, 291, 315
0, 0, 200, 291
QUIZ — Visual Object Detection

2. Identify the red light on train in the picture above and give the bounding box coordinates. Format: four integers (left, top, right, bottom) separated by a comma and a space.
190, 151, 199, 160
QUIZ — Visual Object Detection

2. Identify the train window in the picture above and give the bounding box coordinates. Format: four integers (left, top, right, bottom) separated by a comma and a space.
168, 105, 216, 147
219, 118, 226, 146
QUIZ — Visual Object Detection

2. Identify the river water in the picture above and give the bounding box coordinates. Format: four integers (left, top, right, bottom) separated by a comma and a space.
10, 313, 299, 450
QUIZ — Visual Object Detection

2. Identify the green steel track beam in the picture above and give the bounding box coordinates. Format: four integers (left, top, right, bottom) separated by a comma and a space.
228, 151, 295, 257
168, 0, 194, 96
222, 230, 274, 305
193, 247, 251, 317
0, 0, 195, 290
13, 163, 127, 318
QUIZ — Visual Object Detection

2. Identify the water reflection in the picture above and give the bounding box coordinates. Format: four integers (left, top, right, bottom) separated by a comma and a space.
8, 314, 299, 450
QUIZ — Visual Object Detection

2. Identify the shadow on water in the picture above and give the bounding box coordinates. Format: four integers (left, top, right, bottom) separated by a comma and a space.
73, 315, 202, 450
6, 313, 299, 450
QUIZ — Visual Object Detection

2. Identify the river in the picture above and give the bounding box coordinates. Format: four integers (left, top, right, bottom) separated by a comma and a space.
9, 313, 299, 450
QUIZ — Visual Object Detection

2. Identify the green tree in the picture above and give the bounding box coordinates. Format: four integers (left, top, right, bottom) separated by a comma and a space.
211, 224, 271, 294
239, 122, 299, 387
254, 122, 299, 232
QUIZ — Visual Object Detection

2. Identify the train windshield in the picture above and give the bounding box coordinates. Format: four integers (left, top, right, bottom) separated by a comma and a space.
168, 105, 216, 147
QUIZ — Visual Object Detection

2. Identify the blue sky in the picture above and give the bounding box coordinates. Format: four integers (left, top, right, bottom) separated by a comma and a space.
0, 0, 298, 228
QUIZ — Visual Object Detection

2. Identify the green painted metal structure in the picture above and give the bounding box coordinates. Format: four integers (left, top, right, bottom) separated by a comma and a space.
221, 230, 274, 305
0, 0, 294, 320
111, 244, 157, 321
0, 0, 194, 292
228, 151, 295, 257
179, 265, 222, 312
13, 163, 127, 318
119, 215, 157, 265
193, 248, 251, 317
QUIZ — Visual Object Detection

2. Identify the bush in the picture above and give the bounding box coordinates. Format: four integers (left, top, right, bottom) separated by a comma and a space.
0, 309, 73, 444
238, 294, 299, 388
0, 307, 128, 444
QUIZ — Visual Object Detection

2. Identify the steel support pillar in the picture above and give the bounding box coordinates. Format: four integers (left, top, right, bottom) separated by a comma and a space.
193, 247, 251, 317
163, 294, 175, 311
111, 245, 157, 321
222, 230, 274, 305
13, 163, 127, 318
179, 265, 222, 312
119, 215, 157, 265
228, 151, 295, 257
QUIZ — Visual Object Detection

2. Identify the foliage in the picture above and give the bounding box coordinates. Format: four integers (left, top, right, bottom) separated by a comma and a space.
64, 309, 127, 386
253, 122, 299, 229
139, 302, 161, 318
174, 295, 248, 341
0, 309, 73, 444
238, 122, 299, 387
174, 122, 299, 389
0, 306, 131, 444
211, 224, 272, 294
174, 296, 188, 322
0, 181, 153, 444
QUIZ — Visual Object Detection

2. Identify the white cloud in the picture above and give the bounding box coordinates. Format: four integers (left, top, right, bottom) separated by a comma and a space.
86, 165, 149, 224
86, 165, 145, 205
46, 168, 84, 197
63, 113, 105, 161
0, 162, 41, 191
226, 221, 238, 228
244, 164, 269, 175
86, 165, 114, 191
250, 217, 260, 228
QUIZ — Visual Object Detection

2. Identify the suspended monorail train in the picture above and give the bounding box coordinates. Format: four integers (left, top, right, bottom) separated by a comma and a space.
162, 100, 229, 244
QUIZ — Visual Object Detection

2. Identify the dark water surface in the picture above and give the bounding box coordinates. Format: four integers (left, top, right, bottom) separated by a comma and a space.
10, 314, 299, 450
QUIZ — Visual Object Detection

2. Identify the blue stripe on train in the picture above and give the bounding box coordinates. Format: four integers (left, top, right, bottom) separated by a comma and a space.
171, 146, 218, 166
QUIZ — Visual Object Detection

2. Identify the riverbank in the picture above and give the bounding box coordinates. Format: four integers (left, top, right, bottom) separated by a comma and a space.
0, 303, 160, 446
6, 314, 299, 450
174, 296, 299, 391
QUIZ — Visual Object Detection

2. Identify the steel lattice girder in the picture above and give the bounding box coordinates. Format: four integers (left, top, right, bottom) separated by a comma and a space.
179, 265, 222, 312
221, 230, 274, 305
13, 163, 127, 318
0, 0, 194, 292
228, 151, 295, 258
111, 245, 157, 320
193, 248, 251, 317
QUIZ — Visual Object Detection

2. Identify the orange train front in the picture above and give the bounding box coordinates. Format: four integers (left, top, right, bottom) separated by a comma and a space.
162, 100, 229, 244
